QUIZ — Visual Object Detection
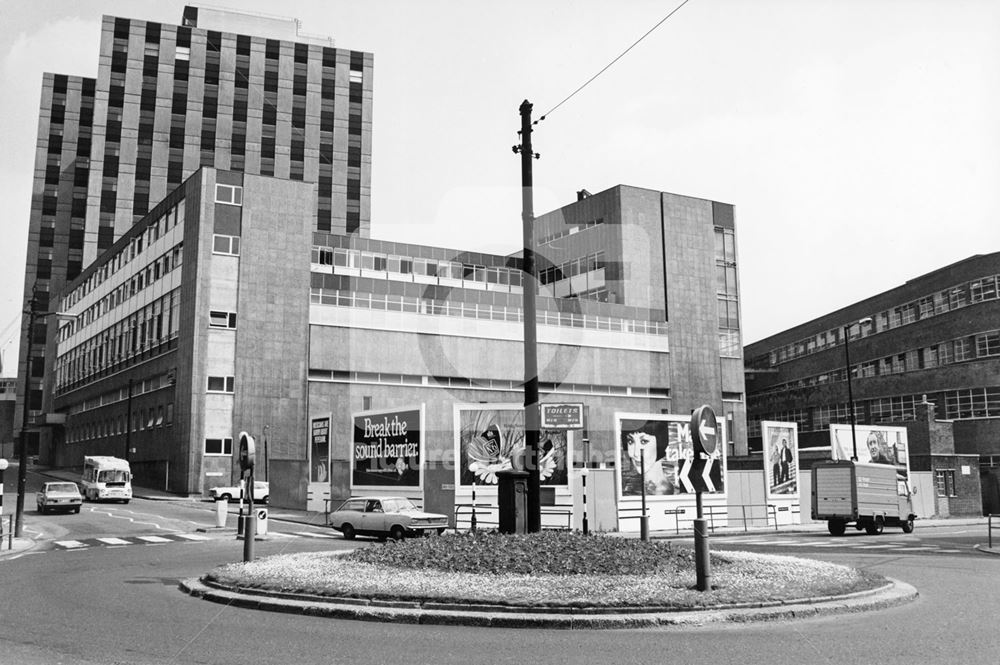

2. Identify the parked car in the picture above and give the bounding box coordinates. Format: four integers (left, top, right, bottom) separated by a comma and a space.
36, 482, 84, 514
208, 480, 269, 504
328, 496, 448, 540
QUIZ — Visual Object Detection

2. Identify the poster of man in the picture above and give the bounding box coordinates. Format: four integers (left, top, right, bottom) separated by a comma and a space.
456, 405, 568, 487
352, 406, 423, 489
762, 421, 799, 499
616, 413, 725, 498
830, 424, 910, 480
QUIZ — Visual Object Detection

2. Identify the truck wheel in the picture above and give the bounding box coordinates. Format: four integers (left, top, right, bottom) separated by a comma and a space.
827, 519, 846, 536
901, 517, 914, 533
865, 517, 884, 535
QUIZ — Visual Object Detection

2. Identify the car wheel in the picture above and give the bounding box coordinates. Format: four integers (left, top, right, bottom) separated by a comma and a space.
262, 496, 269, 505
901, 517, 915, 534
827, 519, 846, 536
122, 499, 129, 504
341, 524, 356, 540
437, 527, 446, 535
220, 493, 232, 503
73, 506, 81, 514
389, 525, 406, 541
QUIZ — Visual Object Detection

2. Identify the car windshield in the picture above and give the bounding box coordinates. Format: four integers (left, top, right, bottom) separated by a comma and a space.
381, 498, 417, 512
48, 483, 79, 493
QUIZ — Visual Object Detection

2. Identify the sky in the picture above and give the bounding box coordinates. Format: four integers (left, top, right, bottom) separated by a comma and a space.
1, 0, 998, 375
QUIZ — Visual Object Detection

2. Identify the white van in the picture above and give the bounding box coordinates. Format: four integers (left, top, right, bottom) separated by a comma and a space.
80, 456, 133, 503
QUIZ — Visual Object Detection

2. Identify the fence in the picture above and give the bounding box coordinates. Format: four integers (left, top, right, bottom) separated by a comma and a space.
453, 503, 573, 532
620, 503, 782, 534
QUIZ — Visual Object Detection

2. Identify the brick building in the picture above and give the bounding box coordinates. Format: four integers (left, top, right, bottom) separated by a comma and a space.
745, 252, 1000, 515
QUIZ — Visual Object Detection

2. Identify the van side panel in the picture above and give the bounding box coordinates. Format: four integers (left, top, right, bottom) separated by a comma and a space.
855, 464, 900, 519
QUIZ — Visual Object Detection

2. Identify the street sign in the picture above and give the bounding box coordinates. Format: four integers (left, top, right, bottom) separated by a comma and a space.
238, 432, 256, 473
540, 403, 585, 429
690, 405, 718, 457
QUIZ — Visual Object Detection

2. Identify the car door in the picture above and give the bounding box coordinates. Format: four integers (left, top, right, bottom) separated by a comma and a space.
363, 499, 385, 533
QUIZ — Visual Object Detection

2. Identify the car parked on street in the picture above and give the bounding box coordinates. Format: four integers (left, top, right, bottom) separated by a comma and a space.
36, 482, 84, 514
208, 480, 269, 504
328, 496, 449, 540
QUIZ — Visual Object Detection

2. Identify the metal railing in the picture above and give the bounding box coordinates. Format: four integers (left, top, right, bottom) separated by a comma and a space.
619, 503, 783, 534
453, 503, 573, 532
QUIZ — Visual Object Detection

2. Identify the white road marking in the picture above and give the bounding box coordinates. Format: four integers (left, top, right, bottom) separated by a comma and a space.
95, 537, 131, 545
136, 535, 173, 543
55, 540, 88, 549
174, 533, 210, 541
293, 531, 337, 539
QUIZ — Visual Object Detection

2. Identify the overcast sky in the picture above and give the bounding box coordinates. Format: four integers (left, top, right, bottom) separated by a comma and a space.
1, 0, 998, 374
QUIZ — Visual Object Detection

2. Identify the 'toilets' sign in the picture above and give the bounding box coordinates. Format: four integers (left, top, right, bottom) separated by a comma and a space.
540, 403, 585, 429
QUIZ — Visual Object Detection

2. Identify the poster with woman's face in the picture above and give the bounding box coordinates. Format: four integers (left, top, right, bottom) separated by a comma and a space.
456, 405, 568, 486
762, 421, 798, 499
616, 414, 725, 498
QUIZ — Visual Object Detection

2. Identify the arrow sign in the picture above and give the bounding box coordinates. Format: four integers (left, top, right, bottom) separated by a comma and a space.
690, 405, 718, 457
677, 457, 695, 493
700, 456, 716, 492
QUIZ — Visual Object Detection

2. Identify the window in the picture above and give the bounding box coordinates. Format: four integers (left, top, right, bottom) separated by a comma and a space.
175, 46, 190, 61
935, 469, 956, 497
215, 183, 243, 205
209, 311, 237, 329
205, 438, 233, 455
213, 234, 240, 255
207, 376, 235, 393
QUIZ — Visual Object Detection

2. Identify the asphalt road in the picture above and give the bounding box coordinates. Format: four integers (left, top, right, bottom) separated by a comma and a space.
3, 468, 998, 664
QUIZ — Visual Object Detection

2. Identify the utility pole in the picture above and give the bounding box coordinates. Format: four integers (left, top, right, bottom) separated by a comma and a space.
513, 100, 541, 533
14, 290, 39, 538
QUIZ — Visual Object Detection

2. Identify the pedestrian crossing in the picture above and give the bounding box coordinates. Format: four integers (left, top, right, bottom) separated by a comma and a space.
710, 535, 966, 555
51, 529, 339, 551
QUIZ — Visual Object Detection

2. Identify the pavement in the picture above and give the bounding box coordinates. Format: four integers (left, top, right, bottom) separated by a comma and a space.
6, 464, 1000, 628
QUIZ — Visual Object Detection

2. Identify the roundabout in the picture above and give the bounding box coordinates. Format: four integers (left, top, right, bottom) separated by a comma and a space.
180, 531, 919, 628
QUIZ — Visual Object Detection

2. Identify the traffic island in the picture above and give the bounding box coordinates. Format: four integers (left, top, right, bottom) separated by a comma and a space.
178, 531, 919, 628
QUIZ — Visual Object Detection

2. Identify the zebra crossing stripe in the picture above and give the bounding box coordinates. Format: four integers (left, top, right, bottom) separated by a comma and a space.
294, 531, 337, 539
96, 537, 131, 545
55, 540, 88, 549
136, 536, 173, 543
175, 533, 210, 541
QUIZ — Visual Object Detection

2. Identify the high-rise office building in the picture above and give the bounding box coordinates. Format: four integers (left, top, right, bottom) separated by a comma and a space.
18, 6, 373, 455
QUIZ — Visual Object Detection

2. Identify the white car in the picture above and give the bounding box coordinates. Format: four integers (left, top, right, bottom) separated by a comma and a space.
208, 480, 269, 504
328, 496, 448, 540
36, 482, 84, 514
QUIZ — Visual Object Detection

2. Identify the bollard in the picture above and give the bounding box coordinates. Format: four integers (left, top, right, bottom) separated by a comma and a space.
215, 499, 227, 528
243, 512, 255, 562
694, 518, 712, 591
255, 507, 268, 536
236, 506, 244, 536
639, 515, 649, 542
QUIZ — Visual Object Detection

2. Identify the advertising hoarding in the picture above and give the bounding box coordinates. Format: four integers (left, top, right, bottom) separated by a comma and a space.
352, 405, 423, 489
830, 423, 910, 480
762, 421, 799, 499
455, 404, 568, 487
615, 413, 726, 498
310, 415, 331, 483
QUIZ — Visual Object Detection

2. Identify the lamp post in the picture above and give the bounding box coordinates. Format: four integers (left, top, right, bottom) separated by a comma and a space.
843, 317, 873, 462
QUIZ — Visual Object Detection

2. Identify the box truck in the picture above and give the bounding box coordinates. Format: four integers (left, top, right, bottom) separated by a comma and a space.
80, 455, 132, 503
811, 460, 915, 536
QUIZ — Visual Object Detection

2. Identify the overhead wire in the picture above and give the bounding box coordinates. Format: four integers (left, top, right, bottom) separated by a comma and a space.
536, 0, 694, 124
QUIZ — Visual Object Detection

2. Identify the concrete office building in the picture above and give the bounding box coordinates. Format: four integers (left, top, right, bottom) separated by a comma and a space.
744, 252, 1000, 515
47, 176, 746, 524
18, 6, 372, 459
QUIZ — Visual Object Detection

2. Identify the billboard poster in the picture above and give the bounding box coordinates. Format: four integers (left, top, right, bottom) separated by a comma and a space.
615, 413, 726, 498
455, 405, 568, 487
352, 406, 423, 488
762, 421, 799, 499
310, 415, 331, 483
830, 424, 910, 480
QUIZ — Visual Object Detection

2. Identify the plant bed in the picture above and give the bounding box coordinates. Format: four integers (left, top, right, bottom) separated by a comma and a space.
203, 531, 886, 610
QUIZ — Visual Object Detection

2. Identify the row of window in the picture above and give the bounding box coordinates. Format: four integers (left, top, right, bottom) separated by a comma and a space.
62, 243, 184, 339
309, 288, 670, 337
55, 291, 181, 393
63, 199, 185, 310
308, 368, 672, 399
66, 402, 174, 444
537, 218, 604, 246
313, 246, 524, 289
537, 252, 607, 286
752, 329, 1000, 398
765, 273, 1000, 366
750, 386, 1000, 435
